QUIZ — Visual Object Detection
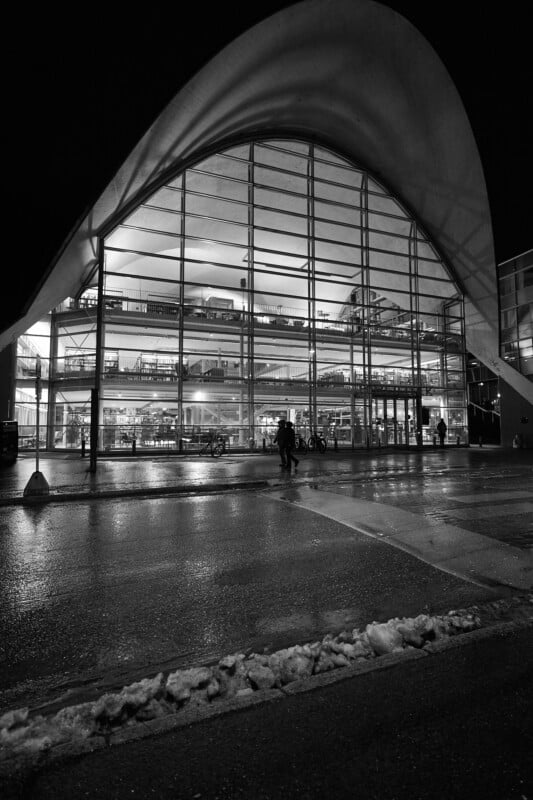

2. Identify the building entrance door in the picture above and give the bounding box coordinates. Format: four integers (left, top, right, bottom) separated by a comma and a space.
372, 395, 418, 447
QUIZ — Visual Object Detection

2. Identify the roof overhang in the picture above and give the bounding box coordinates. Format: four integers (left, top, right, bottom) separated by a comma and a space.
0, 0, 496, 351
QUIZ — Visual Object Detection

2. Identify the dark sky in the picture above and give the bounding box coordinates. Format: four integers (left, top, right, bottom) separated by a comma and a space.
6, 1, 532, 335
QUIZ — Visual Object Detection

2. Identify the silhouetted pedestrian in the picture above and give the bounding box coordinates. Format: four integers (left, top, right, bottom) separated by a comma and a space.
273, 420, 288, 466
285, 421, 299, 472
436, 418, 447, 447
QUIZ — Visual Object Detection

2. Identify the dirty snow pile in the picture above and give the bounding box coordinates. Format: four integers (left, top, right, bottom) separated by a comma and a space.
1, 609, 480, 762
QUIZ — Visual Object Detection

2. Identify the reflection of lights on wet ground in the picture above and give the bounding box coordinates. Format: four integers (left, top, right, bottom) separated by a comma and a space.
5, 508, 62, 609
182, 558, 218, 581
308, 538, 323, 547
97, 636, 140, 666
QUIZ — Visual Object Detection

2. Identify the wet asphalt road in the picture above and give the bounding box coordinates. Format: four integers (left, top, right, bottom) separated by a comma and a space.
0, 491, 498, 710
1, 448, 531, 712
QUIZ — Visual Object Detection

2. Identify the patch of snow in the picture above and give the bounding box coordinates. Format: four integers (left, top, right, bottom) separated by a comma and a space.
0, 603, 499, 766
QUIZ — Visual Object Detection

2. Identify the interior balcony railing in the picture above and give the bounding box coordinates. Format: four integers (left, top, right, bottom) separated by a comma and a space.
54, 356, 96, 380
16, 356, 50, 380
48, 351, 457, 395
54, 288, 462, 354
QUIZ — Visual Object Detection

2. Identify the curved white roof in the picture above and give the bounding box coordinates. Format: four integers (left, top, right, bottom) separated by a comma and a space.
0, 0, 496, 354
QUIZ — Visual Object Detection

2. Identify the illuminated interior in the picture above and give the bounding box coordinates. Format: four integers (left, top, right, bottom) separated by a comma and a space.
16, 140, 467, 450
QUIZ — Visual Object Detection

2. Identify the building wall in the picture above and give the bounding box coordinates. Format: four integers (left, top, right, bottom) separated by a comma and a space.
499, 378, 533, 449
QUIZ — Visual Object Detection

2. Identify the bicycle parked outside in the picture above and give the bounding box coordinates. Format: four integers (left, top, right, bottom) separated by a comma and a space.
307, 432, 327, 453
295, 434, 308, 453
199, 434, 226, 457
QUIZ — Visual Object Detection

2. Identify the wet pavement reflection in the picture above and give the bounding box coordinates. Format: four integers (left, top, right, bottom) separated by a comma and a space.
3, 447, 531, 503
0, 447, 531, 710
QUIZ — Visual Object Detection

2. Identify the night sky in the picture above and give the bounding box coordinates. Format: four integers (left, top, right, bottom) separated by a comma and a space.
6, 1, 532, 335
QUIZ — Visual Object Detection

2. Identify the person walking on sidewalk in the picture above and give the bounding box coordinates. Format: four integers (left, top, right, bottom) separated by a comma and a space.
285, 421, 299, 472
436, 417, 447, 447
273, 419, 288, 467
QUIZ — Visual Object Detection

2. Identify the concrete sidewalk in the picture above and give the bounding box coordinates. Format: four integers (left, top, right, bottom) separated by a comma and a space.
0, 451, 274, 505
1, 445, 528, 505
0, 447, 447, 504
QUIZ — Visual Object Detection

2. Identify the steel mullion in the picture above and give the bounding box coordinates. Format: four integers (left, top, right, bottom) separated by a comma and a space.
360, 173, 372, 446
176, 171, 186, 450
308, 144, 317, 437
248, 143, 255, 446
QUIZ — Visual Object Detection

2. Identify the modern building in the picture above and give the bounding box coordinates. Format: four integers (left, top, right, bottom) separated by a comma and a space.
1, 0, 532, 456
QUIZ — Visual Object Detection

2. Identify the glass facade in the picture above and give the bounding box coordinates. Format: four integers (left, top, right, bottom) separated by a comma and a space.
498, 250, 533, 380
14, 321, 51, 449
15, 139, 468, 451
466, 355, 501, 445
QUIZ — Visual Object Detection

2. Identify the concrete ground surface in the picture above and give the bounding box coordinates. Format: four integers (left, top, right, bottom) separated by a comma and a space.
1, 446, 532, 798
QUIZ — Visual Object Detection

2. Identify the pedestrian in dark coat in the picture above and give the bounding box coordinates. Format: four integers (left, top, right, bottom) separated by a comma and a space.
285, 421, 299, 471
436, 418, 447, 447
273, 420, 288, 466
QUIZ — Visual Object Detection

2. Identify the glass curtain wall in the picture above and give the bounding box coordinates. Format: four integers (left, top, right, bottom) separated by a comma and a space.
15, 320, 51, 450
498, 251, 533, 380
15, 301, 97, 450
94, 139, 466, 450
20, 139, 466, 451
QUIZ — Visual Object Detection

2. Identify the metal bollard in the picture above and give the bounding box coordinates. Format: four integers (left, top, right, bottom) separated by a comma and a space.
334, 436, 338, 451
132, 437, 137, 455
81, 438, 86, 458
262, 438, 266, 452
433, 435, 437, 447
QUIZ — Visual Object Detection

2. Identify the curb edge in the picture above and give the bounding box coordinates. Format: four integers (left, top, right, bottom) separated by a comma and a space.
2, 616, 531, 780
